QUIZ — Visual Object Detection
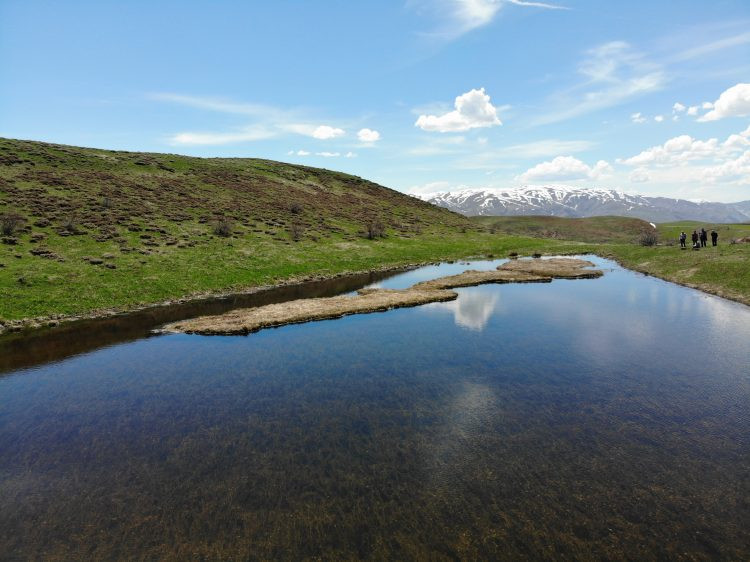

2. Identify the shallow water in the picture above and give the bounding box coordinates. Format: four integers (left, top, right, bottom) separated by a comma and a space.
1, 257, 749, 559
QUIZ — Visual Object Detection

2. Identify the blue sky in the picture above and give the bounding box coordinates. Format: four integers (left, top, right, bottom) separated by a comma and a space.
1, 0, 749, 201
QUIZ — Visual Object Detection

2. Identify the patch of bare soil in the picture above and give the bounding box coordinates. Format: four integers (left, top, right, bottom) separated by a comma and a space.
162, 258, 602, 335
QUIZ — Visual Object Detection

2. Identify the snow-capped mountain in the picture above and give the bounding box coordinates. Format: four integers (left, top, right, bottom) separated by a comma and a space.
423, 186, 750, 223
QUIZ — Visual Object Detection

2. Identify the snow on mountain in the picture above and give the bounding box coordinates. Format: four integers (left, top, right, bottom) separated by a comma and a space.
422, 186, 750, 223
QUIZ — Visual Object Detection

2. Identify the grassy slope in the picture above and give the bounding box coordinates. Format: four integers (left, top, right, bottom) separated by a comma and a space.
0, 138, 578, 323
472, 215, 654, 243
472, 216, 750, 306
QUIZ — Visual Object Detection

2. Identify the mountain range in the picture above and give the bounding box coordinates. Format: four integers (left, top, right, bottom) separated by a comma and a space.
423, 186, 750, 224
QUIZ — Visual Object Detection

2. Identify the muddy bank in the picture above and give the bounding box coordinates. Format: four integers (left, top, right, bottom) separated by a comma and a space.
163, 258, 601, 335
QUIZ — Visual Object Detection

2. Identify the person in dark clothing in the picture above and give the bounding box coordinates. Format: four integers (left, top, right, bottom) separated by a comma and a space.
679, 231, 687, 248
711, 230, 718, 246
692, 230, 699, 248
700, 228, 707, 247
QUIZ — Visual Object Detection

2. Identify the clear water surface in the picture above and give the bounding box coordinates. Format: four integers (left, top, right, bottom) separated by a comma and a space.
1, 256, 749, 559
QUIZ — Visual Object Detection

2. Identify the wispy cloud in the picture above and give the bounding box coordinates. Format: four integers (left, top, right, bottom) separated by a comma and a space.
151, 93, 351, 145
451, 138, 595, 170
169, 126, 276, 146
532, 42, 666, 126
148, 93, 289, 119
410, 0, 568, 41
667, 30, 750, 63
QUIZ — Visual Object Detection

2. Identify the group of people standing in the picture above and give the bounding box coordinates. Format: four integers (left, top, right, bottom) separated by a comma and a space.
679, 227, 718, 249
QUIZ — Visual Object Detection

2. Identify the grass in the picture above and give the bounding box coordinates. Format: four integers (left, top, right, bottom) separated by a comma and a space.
2, 137, 748, 326
471, 217, 750, 306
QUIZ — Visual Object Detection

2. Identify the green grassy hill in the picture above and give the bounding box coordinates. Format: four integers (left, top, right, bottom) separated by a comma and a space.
471, 215, 655, 243
0, 138, 568, 323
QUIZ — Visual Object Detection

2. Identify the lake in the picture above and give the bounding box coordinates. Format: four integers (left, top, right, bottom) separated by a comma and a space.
1, 256, 749, 559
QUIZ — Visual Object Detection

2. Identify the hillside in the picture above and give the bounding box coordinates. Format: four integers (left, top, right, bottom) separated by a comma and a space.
425, 186, 750, 223
0, 137, 468, 244
1, 138, 560, 323
471, 215, 656, 243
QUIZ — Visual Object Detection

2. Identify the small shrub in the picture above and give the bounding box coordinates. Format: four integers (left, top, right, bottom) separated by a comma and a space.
638, 230, 658, 246
532, 252, 542, 258
0, 213, 25, 236
290, 222, 304, 242
366, 221, 386, 240
508, 251, 518, 258
213, 218, 233, 237
61, 217, 77, 234
289, 202, 303, 215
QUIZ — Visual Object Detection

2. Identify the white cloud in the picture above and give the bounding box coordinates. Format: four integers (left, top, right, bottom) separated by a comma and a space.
453, 0, 503, 32
629, 168, 651, 183
687, 106, 699, 116
535, 42, 665, 125
699, 83, 750, 121
631, 112, 647, 124
654, 115, 665, 122
702, 151, 750, 183
518, 156, 612, 182
316, 151, 341, 157
311, 125, 346, 139
345, 151, 357, 158
507, 0, 568, 8
702, 101, 714, 109
357, 128, 381, 143
413, 0, 567, 41
672, 102, 686, 113
415, 88, 502, 132
619, 126, 750, 186
296, 150, 310, 156
621, 134, 720, 166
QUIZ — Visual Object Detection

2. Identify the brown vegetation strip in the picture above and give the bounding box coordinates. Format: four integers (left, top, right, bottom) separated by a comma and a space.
498, 257, 604, 279
161, 258, 602, 335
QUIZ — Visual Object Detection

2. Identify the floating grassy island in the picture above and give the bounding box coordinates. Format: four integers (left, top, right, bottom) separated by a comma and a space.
161, 258, 602, 335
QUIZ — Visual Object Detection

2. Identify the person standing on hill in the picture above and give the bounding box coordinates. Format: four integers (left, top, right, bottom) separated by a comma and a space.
679, 231, 687, 248
692, 230, 699, 248
711, 230, 718, 246
700, 228, 708, 247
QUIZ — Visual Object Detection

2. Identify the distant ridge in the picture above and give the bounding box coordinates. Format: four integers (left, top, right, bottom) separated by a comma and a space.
423, 186, 750, 223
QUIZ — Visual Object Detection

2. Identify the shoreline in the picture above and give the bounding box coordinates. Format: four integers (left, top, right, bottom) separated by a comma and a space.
1, 250, 748, 338
595, 251, 750, 308
0, 259, 442, 337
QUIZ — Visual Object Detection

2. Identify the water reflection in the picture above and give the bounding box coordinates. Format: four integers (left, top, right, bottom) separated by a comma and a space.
1, 256, 750, 559
426, 287, 501, 331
